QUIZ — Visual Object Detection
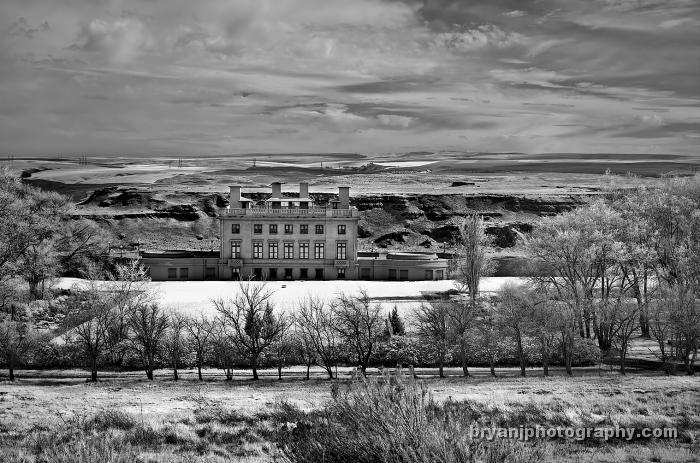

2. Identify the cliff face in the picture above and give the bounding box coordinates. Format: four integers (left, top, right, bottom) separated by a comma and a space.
73, 187, 589, 256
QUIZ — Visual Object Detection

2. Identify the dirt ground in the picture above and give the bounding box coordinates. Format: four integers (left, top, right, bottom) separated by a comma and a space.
2, 369, 698, 432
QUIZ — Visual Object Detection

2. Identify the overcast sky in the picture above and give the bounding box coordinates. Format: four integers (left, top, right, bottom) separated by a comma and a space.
1, 0, 698, 157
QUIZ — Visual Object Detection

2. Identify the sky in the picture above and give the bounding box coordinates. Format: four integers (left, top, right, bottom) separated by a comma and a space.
0, 0, 699, 157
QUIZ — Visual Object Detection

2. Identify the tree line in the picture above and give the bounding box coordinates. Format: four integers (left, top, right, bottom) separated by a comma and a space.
0, 171, 698, 380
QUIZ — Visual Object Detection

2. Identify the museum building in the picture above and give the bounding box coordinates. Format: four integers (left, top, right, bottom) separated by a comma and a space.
140, 182, 450, 281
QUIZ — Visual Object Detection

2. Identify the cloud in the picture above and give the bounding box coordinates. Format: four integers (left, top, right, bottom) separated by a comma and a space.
72, 17, 154, 64
430, 25, 526, 51
0, 0, 697, 157
5, 17, 50, 39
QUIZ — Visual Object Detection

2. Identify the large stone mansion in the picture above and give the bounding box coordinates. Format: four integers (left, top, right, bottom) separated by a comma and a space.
141, 182, 450, 281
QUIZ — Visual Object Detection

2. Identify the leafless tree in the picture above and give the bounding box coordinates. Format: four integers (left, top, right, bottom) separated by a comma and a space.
295, 296, 339, 379
105, 262, 153, 367
414, 302, 450, 378
213, 280, 286, 380
454, 211, 495, 305
0, 315, 35, 381
473, 302, 501, 377
496, 282, 533, 377
529, 292, 560, 377
65, 278, 114, 382
609, 301, 639, 375
445, 297, 478, 377
128, 303, 169, 380
165, 312, 187, 381
333, 290, 383, 376
210, 321, 236, 380
184, 314, 215, 380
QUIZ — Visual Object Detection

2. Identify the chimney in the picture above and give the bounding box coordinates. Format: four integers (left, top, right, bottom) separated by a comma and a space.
299, 182, 309, 198
271, 182, 282, 198
229, 186, 241, 208
338, 186, 350, 208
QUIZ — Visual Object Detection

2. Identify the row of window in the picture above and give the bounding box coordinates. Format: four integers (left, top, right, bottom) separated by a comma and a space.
231, 241, 347, 260
231, 223, 346, 235
236, 267, 345, 280
357, 268, 445, 280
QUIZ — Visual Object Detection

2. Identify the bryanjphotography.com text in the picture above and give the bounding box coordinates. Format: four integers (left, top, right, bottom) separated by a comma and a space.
470, 425, 679, 441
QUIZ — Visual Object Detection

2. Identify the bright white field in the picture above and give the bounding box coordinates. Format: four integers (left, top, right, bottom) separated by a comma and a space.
55, 277, 524, 317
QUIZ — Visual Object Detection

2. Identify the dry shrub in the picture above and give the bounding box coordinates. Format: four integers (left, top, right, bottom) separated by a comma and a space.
37, 437, 138, 463
273, 373, 547, 463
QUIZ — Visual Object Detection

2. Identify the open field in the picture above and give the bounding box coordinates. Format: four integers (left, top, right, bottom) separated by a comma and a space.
55, 277, 524, 316
9, 152, 693, 199
1, 373, 698, 462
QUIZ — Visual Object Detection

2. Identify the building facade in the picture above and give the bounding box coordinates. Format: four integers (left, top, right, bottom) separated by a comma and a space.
219, 182, 359, 280
141, 182, 450, 281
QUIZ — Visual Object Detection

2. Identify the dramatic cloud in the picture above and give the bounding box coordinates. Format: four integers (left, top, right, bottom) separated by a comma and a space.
0, 0, 698, 156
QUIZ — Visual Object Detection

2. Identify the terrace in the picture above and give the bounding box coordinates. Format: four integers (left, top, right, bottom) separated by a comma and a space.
220, 206, 358, 217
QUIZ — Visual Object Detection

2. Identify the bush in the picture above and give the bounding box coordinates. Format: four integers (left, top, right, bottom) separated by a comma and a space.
38, 437, 138, 463
271, 373, 548, 463
84, 409, 136, 432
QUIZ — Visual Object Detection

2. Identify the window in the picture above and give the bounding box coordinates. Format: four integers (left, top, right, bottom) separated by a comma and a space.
167, 268, 177, 279
425, 270, 433, 280
284, 268, 293, 279
268, 242, 278, 259
360, 268, 371, 280
284, 224, 293, 234
315, 268, 324, 280
300, 224, 309, 234
254, 224, 263, 234
253, 268, 262, 280
253, 242, 264, 259
300, 268, 308, 279
180, 268, 189, 279
388, 269, 397, 280
337, 268, 346, 279
205, 267, 216, 279
269, 268, 277, 280
231, 223, 240, 234
336, 242, 347, 260
315, 224, 324, 234
269, 224, 278, 234
436, 270, 444, 280
230, 241, 241, 258
338, 224, 346, 235
284, 242, 294, 259
399, 269, 408, 280
299, 242, 309, 259
314, 242, 325, 259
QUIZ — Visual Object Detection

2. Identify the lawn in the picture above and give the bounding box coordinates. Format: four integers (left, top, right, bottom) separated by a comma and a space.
1, 371, 698, 462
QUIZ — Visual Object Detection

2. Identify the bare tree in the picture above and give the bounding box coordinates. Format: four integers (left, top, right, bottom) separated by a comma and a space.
454, 211, 495, 305
128, 304, 169, 380
210, 321, 236, 380
0, 315, 34, 381
450, 212, 495, 377
529, 294, 560, 377
213, 280, 286, 380
609, 301, 639, 375
296, 296, 339, 379
65, 278, 114, 382
414, 302, 450, 378
473, 302, 501, 377
333, 290, 383, 376
445, 298, 478, 377
184, 314, 215, 381
105, 262, 153, 368
165, 312, 187, 381
496, 282, 533, 377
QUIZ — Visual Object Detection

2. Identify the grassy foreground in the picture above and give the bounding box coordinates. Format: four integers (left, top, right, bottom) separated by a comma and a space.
0, 373, 698, 462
